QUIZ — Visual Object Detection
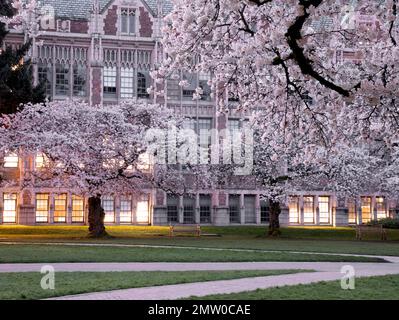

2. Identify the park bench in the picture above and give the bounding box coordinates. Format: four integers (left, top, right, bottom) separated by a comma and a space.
355, 224, 387, 241
169, 224, 201, 237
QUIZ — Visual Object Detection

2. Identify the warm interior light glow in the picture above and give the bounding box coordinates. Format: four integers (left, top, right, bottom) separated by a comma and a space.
35, 153, 48, 168
3, 193, 17, 223
3, 153, 18, 168
136, 196, 149, 223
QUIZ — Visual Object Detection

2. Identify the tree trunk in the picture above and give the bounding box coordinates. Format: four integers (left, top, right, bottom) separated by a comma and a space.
88, 195, 108, 238
268, 199, 281, 237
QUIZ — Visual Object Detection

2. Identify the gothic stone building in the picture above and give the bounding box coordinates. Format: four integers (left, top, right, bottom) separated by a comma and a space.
0, 0, 397, 226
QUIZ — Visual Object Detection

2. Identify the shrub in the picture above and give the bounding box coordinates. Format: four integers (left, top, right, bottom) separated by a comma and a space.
367, 218, 399, 229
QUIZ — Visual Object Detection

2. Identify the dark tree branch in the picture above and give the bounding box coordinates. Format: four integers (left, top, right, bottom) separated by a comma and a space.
285, 0, 351, 97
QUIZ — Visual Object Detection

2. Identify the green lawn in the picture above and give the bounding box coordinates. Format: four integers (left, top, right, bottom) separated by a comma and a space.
0, 269, 306, 300
192, 274, 399, 300
1, 225, 399, 256
0, 244, 384, 263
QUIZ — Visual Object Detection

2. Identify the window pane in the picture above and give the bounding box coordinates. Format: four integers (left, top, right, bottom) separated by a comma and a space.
348, 199, 357, 224
121, 9, 128, 33
137, 71, 150, 98
136, 195, 149, 224
36, 194, 49, 222
289, 196, 299, 223
182, 72, 197, 100
199, 194, 211, 223
318, 196, 330, 224
102, 196, 115, 223
103, 66, 117, 97
376, 197, 387, 220
303, 196, 314, 224
120, 67, 134, 98
54, 194, 67, 223
72, 195, 84, 223
260, 199, 269, 224
4, 153, 18, 168
229, 194, 240, 223
55, 64, 70, 96
167, 195, 178, 223
183, 195, 195, 224
38, 63, 52, 96
361, 196, 372, 223
3, 193, 17, 223
198, 72, 211, 101
120, 196, 132, 223
128, 9, 136, 34
35, 152, 48, 168
73, 64, 86, 97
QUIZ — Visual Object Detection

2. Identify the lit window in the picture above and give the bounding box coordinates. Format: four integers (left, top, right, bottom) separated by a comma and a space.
4, 153, 18, 168
54, 194, 67, 223
361, 196, 372, 223
376, 197, 387, 220
348, 199, 357, 224
121, 8, 136, 34
55, 64, 70, 96
136, 195, 149, 223
102, 196, 115, 223
3, 193, 17, 223
35, 153, 48, 168
120, 196, 132, 223
303, 196, 315, 224
73, 64, 86, 97
103, 66, 117, 97
289, 196, 300, 224
318, 196, 330, 224
121, 67, 134, 98
72, 195, 84, 223
35, 193, 49, 223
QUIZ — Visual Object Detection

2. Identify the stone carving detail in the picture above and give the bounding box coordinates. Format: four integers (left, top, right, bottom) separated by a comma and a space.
23, 190, 32, 205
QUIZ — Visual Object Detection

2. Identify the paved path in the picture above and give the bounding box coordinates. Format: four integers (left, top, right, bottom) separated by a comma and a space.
2, 241, 399, 299
48, 263, 399, 300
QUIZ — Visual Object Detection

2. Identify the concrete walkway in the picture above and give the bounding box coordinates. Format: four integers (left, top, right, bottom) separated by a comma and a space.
1, 241, 399, 299
46, 261, 399, 300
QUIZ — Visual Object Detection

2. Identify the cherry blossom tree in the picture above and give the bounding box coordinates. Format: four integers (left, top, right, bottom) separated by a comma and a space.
250, 104, 384, 235
0, 100, 191, 237
153, 0, 399, 234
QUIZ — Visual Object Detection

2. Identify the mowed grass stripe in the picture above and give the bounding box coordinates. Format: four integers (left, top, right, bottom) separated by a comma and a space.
0, 270, 306, 300
192, 274, 399, 300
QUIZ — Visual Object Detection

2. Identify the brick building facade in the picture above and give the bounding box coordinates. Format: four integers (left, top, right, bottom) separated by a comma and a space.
0, 0, 397, 226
